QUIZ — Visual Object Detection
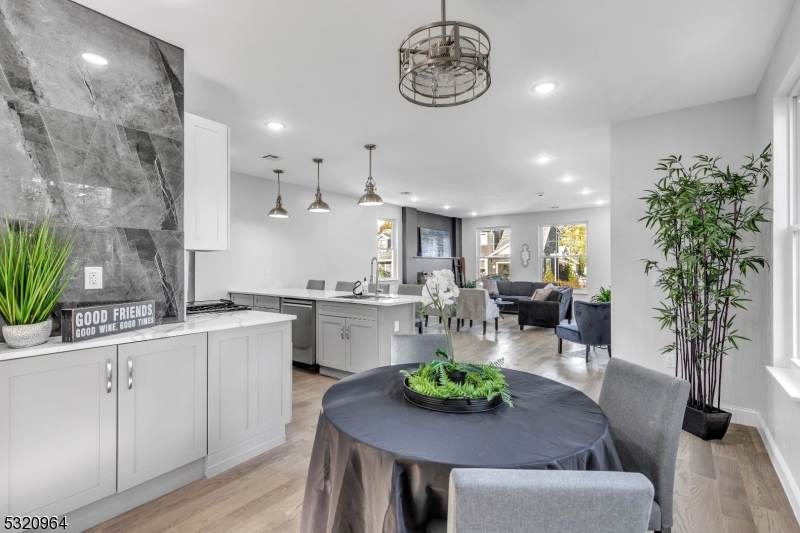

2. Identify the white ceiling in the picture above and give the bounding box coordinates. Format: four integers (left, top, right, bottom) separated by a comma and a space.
75, 0, 792, 218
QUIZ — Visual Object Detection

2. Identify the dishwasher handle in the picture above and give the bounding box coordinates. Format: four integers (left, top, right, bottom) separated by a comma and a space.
282, 300, 314, 309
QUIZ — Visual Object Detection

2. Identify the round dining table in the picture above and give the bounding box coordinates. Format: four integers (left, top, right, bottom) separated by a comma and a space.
299, 364, 623, 533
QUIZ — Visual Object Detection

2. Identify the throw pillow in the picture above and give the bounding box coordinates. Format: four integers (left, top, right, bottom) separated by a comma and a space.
482, 279, 499, 297
533, 288, 553, 301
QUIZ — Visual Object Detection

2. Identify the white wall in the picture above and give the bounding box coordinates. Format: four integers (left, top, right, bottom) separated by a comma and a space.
194, 172, 402, 299
609, 96, 757, 410
461, 206, 611, 300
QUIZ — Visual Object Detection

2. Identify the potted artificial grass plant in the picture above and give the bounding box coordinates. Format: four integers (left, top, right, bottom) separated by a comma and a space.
401, 269, 512, 413
0, 216, 76, 348
641, 145, 771, 440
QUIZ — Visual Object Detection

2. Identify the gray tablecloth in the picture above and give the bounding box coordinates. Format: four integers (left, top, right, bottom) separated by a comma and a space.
300, 364, 622, 533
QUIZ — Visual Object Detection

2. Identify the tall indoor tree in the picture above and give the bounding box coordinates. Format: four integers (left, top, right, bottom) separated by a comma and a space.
641, 145, 771, 440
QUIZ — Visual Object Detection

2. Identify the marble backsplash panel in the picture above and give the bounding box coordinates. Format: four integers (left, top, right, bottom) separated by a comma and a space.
0, 0, 185, 333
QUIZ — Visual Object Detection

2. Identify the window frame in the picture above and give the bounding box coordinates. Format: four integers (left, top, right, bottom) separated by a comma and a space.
538, 221, 589, 291
791, 93, 800, 359
377, 218, 397, 281
477, 227, 511, 280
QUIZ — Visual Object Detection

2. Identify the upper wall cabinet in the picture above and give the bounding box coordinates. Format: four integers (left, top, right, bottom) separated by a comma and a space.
185, 113, 230, 251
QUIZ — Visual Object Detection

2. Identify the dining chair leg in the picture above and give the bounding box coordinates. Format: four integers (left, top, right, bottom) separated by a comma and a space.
585, 345, 590, 362
448, 317, 452, 328
558, 337, 563, 354
494, 317, 498, 330
470, 320, 473, 327
519, 325, 524, 331
439, 316, 442, 324
425, 316, 429, 327
456, 319, 460, 331
482, 321, 487, 335
418, 322, 423, 334
608, 345, 612, 358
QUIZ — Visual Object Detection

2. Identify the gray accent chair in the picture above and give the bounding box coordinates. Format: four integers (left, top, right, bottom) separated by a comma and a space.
425, 469, 654, 533
306, 279, 325, 290
397, 284, 424, 334
556, 300, 611, 362
335, 281, 357, 292
599, 358, 691, 533
391, 334, 448, 364
454, 288, 500, 335
518, 286, 574, 332
368, 283, 390, 295
421, 285, 455, 329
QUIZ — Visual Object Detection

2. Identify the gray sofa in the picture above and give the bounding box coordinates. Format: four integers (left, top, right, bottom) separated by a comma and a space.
490, 281, 551, 313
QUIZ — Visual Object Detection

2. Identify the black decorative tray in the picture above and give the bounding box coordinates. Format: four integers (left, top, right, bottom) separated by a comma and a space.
403, 379, 504, 413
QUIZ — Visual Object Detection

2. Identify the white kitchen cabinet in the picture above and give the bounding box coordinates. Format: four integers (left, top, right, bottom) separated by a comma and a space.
117, 334, 208, 492
318, 315, 347, 370
346, 318, 379, 374
207, 322, 292, 475
185, 112, 230, 251
0, 346, 117, 518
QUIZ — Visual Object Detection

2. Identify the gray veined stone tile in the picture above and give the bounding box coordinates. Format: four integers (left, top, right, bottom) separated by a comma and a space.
88, 119, 130, 162
123, 126, 157, 166
80, 151, 150, 193
152, 40, 183, 125
0, 97, 37, 181
150, 132, 183, 174
50, 138, 88, 184
38, 105, 97, 151
0, 8, 39, 103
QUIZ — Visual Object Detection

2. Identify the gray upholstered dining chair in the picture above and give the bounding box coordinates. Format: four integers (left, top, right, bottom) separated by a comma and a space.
368, 283, 390, 294
425, 469, 654, 533
397, 284, 424, 333
556, 300, 610, 362
599, 358, 690, 533
306, 279, 325, 290
454, 288, 500, 335
335, 281, 357, 292
391, 334, 448, 364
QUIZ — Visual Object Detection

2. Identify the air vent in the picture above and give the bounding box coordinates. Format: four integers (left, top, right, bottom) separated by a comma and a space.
399, 191, 414, 195
550, 206, 559, 209
262, 154, 283, 161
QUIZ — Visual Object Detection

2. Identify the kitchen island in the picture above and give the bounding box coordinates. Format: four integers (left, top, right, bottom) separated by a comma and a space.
229, 288, 420, 378
0, 310, 294, 532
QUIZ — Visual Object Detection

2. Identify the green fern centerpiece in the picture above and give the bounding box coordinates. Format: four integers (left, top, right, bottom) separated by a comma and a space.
401, 356, 513, 408
403, 269, 513, 412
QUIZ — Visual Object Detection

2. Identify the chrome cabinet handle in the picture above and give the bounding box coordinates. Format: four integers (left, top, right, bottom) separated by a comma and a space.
127, 356, 133, 389
106, 359, 113, 393
340, 325, 344, 339
346, 325, 350, 340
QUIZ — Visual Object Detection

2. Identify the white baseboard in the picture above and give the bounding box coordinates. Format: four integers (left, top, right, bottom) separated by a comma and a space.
721, 403, 760, 427
754, 412, 800, 522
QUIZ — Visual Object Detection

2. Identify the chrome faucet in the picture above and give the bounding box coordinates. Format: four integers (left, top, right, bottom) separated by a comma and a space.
369, 257, 381, 296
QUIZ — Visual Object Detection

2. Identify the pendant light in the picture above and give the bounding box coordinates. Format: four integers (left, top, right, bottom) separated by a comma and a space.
308, 158, 331, 212
268, 169, 290, 218
358, 144, 383, 206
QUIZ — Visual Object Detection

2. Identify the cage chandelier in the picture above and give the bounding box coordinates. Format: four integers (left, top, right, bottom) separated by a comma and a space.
398, 0, 491, 107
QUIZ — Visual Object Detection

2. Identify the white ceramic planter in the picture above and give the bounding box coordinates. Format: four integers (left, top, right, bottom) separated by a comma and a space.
2, 319, 53, 348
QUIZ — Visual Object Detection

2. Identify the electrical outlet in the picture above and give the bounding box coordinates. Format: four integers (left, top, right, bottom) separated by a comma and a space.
665, 354, 676, 368
261, 266, 268, 275
394, 320, 400, 332
84, 266, 103, 290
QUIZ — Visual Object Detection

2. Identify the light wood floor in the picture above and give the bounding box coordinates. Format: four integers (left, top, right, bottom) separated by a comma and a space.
88, 316, 800, 533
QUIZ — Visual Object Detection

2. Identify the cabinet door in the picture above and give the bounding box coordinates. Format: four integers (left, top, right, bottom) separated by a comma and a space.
317, 315, 347, 370
185, 112, 229, 251
0, 346, 117, 517
118, 334, 207, 492
346, 318, 379, 374
208, 323, 292, 455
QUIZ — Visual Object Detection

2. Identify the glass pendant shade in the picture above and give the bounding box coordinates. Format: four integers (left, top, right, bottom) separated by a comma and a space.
358, 144, 383, 206
269, 169, 290, 218
308, 158, 331, 212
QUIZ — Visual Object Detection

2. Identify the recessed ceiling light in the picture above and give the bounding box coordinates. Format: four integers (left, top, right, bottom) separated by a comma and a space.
596, 200, 604, 205
581, 189, 591, 195
532, 81, 558, 94
410, 197, 419, 202
443, 205, 450, 209
471, 212, 477, 216
535, 156, 551, 164
561, 176, 574, 182
82, 53, 107, 65
266, 122, 285, 130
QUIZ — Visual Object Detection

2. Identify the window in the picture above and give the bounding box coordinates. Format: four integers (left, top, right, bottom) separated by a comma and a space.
377, 218, 395, 279
540, 223, 587, 289
478, 228, 510, 280
793, 95, 800, 358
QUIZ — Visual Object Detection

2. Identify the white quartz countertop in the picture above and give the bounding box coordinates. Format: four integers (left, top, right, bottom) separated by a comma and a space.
232, 288, 421, 306
0, 310, 295, 362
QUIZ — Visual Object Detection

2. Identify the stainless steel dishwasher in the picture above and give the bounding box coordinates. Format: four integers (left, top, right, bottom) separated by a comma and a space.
280, 298, 317, 369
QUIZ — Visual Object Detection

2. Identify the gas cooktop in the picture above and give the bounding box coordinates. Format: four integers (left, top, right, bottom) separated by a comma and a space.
186, 299, 250, 315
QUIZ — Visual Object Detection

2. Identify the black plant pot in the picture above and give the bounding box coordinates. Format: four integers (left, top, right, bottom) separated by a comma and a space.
447, 371, 467, 385
682, 403, 732, 441
403, 379, 504, 413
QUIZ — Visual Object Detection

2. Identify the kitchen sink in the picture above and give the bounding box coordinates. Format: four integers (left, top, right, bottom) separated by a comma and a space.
333, 294, 394, 300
